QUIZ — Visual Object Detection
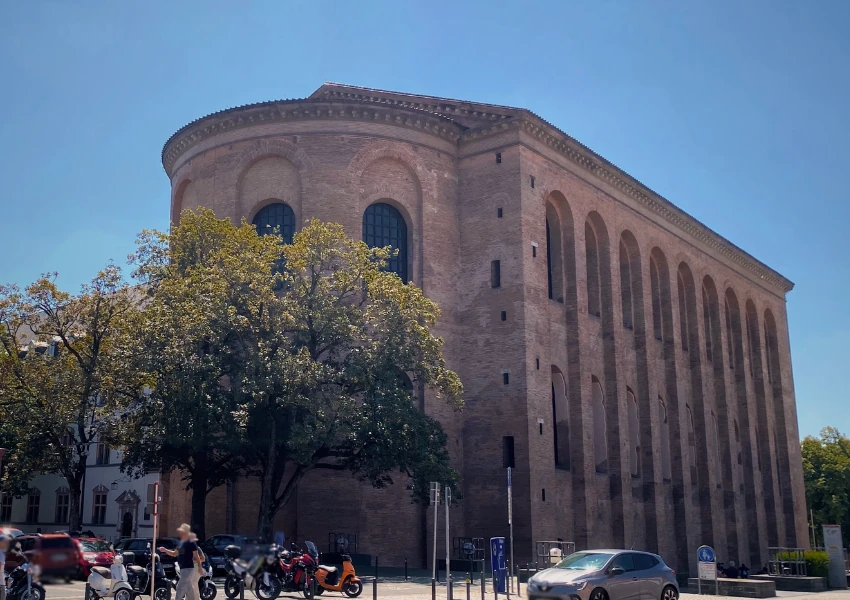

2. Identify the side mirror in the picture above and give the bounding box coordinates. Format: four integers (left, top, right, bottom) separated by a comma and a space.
610, 567, 625, 576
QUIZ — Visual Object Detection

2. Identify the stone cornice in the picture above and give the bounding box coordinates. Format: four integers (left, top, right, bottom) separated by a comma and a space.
460, 115, 794, 295
161, 99, 463, 176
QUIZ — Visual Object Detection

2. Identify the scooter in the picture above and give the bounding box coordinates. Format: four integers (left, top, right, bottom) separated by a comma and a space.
222, 545, 277, 600
126, 550, 171, 600
314, 554, 362, 597
175, 560, 217, 600
4, 552, 46, 600
86, 552, 135, 600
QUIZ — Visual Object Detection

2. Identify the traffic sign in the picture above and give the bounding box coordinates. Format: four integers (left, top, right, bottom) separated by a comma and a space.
697, 545, 715, 563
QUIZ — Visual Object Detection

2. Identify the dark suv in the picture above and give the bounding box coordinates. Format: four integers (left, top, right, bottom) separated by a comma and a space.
113, 537, 179, 574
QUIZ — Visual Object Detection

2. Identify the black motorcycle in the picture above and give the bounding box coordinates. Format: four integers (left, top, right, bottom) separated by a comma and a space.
4, 557, 46, 600
126, 552, 172, 600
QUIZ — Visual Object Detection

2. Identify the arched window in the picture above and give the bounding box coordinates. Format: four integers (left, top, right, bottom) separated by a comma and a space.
585, 223, 601, 317
725, 299, 735, 370
650, 258, 663, 341
363, 203, 408, 282
545, 204, 565, 303
551, 367, 570, 469
547, 219, 554, 300
734, 419, 742, 467
712, 411, 722, 485
592, 378, 608, 472
659, 397, 672, 480
677, 272, 689, 352
702, 287, 714, 362
619, 241, 634, 329
764, 325, 776, 385
252, 202, 296, 244
627, 389, 639, 476
745, 311, 755, 378
686, 404, 696, 471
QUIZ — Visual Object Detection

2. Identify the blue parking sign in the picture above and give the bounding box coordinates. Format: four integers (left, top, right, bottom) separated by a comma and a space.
490, 537, 507, 593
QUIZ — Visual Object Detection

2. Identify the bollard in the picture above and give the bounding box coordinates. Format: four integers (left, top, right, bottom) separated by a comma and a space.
432, 577, 437, 600
507, 559, 512, 598
466, 576, 471, 600
405, 557, 409, 581
239, 578, 244, 600
372, 576, 377, 600
375, 555, 379, 580
448, 574, 453, 600
480, 560, 485, 600
85, 583, 91, 600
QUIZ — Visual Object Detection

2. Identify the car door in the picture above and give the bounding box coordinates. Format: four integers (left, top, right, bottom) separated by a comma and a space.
632, 553, 662, 600
605, 553, 641, 600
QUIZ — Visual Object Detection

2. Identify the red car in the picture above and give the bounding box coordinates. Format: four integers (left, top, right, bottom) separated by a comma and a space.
12, 534, 80, 580
74, 538, 115, 578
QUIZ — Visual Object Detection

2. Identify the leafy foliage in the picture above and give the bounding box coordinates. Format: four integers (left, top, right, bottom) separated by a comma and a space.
801, 427, 850, 544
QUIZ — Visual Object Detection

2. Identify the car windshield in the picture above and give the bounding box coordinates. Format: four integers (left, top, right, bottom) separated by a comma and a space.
41, 537, 75, 549
555, 552, 614, 571
82, 540, 112, 552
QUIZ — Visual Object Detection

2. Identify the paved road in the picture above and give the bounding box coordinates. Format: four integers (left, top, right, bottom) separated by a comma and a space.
36, 578, 850, 600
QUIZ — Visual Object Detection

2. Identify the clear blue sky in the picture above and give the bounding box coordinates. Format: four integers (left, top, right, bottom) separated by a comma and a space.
1, 1, 847, 438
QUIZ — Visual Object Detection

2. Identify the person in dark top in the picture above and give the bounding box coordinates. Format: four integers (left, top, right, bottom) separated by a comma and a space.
159, 523, 202, 600
739, 564, 750, 578
725, 560, 740, 578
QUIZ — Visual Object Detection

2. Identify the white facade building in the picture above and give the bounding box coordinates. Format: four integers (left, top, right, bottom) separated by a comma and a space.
0, 439, 159, 542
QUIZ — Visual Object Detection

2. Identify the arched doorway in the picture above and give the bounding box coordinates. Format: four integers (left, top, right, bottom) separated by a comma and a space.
121, 511, 133, 538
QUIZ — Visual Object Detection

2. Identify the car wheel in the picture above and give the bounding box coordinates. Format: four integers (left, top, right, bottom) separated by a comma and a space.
590, 588, 608, 600
661, 585, 679, 600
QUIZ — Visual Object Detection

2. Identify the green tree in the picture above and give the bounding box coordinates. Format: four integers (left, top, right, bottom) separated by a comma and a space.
236, 218, 463, 539
116, 210, 279, 539
0, 267, 140, 531
802, 427, 850, 541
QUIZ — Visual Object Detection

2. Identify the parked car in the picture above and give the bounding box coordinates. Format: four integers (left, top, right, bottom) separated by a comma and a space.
11, 534, 80, 580
0, 526, 24, 537
53, 530, 97, 538
527, 550, 679, 600
198, 542, 227, 574
205, 534, 261, 555
114, 537, 179, 575
73, 537, 115, 578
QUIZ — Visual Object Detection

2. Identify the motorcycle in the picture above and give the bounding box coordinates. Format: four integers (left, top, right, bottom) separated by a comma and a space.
222, 545, 278, 600
276, 541, 318, 598
314, 553, 362, 597
4, 555, 46, 600
175, 560, 217, 600
126, 550, 171, 600
86, 552, 135, 600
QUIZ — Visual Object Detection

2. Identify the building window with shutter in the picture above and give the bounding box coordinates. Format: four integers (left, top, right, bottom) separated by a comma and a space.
92, 491, 108, 525
55, 488, 70, 524
26, 491, 41, 523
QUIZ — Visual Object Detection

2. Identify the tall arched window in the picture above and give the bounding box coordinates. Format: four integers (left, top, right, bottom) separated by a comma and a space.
592, 378, 608, 472
725, 299, 735, 369
702, 286, 714, 362
677, 272, 689, 352
659, 397, 672, 480
585, 223, 601, 317
252, 202, 296, 244
619, 241, 634, 330
686, 404, 696, 471
547, 219, 554, 300
627, 389, 639, 476
363, 203, 408, 282
650, 258, 663, 341
551, 367, 570, 469
545, 203, 565, 302
712, 411, 722, 485
734, 419, 742, 467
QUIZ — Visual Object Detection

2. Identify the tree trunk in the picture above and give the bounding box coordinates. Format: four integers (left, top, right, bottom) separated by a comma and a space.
257, 419, 277, 542
69, 485, 82, 533
190, 456, 209, 540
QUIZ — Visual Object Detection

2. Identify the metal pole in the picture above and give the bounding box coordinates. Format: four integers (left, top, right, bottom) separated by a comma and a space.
151, 480, 159, 600
432, 578, 437, 600
480, 559, 485, 600
433, 487, 439, 583
507, 467, 514, 600
373, 577, 377, 600
466, 577, 471, 600
405, 557, 409, 581
445, 486, 452, 600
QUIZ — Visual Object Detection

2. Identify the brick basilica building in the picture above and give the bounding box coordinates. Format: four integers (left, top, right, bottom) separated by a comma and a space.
158, 83, 807, 574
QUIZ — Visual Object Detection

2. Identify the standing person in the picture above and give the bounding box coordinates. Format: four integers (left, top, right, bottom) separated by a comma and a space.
0, 534, 9, 600
159, 524, 202, 600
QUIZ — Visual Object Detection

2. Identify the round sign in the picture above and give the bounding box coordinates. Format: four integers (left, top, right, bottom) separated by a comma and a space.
697, 545, 715, 563
463, 542, 475, 556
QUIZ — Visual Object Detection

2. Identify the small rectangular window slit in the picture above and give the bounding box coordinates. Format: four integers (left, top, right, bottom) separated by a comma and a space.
491, 260, 501, 288
496, 153, 502, 164
497, 207, 503, 218
503, 372, 510, 385
501, 311, 507, 321
530, 175, 535, 188
536, 358, 540, 370
542, 488, 546, 501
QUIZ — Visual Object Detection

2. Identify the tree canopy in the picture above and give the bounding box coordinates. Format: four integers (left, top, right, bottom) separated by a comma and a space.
802, 427, 850, 543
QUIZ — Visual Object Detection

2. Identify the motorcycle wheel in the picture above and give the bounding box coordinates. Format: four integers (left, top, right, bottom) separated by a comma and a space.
115, 589, 134, 600
255, 576, 281, 600
154, 586, 172, 600
343, 580, 363, 598
223, 576, 241, 599
21, 585, 46, 600
314, 587, 325, 596
200, 582, 218, 600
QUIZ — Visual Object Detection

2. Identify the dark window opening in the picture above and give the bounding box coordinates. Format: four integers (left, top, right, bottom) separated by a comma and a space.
677, 273, 689, 352
530, 176, 535, 188
502, 436, 515, 468
253, 202, 296, 244
585, 222, 601, 317
536, 358, 540, 370
363, 203, 409, 282
650, 259, 663, 341
539, 422, 543, 435
496, 153, 502, 164
532, 245, 537, 258
501, 311, 507, 321
503, 372, 510, 385
702, 287, 713, 362
546, 220, 553, 300
497, 207, 503, 218
725, 300, 735, 370
491, 260, 501, 288
541, 489, 546, 501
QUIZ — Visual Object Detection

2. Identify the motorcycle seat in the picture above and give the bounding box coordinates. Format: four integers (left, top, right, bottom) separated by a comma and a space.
319, 565, 337, 574
128, 565, 145, 573
92, 566, 112, 579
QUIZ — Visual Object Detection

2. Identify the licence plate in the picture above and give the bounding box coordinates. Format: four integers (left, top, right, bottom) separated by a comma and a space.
52, 553, 68, 561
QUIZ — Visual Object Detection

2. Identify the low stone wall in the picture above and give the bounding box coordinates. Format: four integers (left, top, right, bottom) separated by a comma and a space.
750, 575, 827, 592
687, 577, 776, 598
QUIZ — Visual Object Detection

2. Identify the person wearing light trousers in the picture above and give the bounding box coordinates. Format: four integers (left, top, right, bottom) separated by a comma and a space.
160, 524, 202, 600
